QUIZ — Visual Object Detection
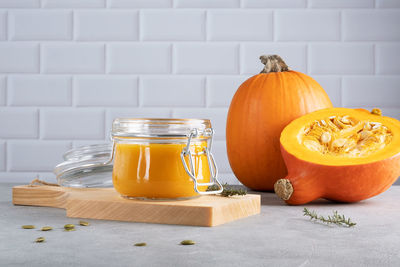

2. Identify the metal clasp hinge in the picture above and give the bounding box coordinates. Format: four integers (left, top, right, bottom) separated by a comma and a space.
180, 128, 223, 195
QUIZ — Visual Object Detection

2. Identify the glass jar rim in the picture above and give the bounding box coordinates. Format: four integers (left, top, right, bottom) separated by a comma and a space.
111, 118, 212, 138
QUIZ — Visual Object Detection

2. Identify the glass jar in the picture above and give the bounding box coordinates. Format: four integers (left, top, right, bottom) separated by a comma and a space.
110, 118, 223, 199
54, 144, 113, 188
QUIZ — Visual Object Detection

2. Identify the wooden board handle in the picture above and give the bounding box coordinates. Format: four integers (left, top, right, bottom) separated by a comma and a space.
12, 185, 70, 208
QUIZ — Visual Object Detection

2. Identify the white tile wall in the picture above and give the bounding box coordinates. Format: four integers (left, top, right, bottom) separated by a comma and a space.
41, 108, 105, 140
0, 141, 5, 171
0, 76, 5, 106
275, 10, 340, 41
0, 11, 6, 40
107, 43, 171, 74
312, 76, 342, 106
174, 43, 239, 74
75, 11, 138, 41
207, 75, 249, 107
242, 0, 306, 8
0, 0, 40, 8
342, 77, 400, 108
140, 76, 205, 107
108, 0, 172, 8
8, 75, 72, 106
376, 0, 400, 8
42, 44, 105, 74
0, 43, 39, 73
42, 0, 105, 8
207, 10, 272, 41
9, 10, 72, 40
141, 10, 205, 41
0, 108, 38, 138
343, 10, 400, 41
7, 141, 71, 171
0, 2, 399, 185
105, 108, 171, 134
309, 44, 374, 74
175, 0, 239, 8
74, 76, 138, 106
309, 0, 374, 8
376, 44, 400, 75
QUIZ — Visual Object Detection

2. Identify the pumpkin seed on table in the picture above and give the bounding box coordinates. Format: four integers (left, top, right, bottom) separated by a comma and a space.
64, 224, 75, 231
134, 242, 147, 247
79, 221, 90, 226
180, 240, 195, 245
21, 225, 35, 229
35, 237, 45, 243
41, 226, 53, 231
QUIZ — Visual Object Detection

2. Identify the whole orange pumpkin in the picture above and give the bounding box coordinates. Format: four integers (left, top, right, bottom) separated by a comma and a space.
226, 55, 333, 191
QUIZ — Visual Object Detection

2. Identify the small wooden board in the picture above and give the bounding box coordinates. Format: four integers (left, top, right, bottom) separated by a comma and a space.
12, 185, 260, 227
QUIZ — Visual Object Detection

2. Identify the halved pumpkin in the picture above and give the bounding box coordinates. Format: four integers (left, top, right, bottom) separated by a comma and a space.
274, 107, 400, 205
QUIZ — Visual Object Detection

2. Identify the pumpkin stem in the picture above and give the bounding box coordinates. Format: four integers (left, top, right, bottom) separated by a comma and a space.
259, 55, 290, 73
274, 179, 293, 201
371, 108, 382, 116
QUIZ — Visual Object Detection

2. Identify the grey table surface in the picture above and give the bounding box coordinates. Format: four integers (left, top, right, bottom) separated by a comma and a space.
1, 183, 399, 267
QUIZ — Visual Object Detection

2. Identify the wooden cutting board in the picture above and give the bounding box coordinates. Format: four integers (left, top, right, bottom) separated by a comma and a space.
12, 185, 260, 227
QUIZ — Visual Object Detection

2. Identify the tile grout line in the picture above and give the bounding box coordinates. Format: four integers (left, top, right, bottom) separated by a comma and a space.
340, 76, 344, 107
5, 10, 8, 42
373, 43, 377, 75
71, 10, 75, 42
306, 44, 310, 75
204, 76, 208, 108
5, 141, 8, 172
37, 107, 41, 140
4, 75, 8, 106
104, 43, 107, 74
3, 139, 6, 173
340, 10, 343, 42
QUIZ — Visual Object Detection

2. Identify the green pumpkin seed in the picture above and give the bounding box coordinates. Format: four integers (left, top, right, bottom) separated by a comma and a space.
35, 237, 45, 243
79, 221, 90, 226
22, 225, 35, 229
134, 242, 147, 247
64, 224, 75, 231
41, 226, 53, 231
180, 240, 195, 245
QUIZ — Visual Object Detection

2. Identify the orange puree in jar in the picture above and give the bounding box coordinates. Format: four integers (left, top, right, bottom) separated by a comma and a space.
112, 141, 210, 199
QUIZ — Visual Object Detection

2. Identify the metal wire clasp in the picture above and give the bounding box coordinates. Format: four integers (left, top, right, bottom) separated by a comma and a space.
180, 128, 223, 195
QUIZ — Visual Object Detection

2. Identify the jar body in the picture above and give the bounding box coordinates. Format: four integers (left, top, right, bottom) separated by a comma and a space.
112, 140, 210, 199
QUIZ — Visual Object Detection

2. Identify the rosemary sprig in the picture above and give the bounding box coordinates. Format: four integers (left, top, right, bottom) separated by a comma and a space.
303, 208, 356, 227
207, 183, 247, 197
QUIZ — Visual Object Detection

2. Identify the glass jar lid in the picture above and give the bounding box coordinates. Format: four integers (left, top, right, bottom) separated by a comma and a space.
54, 144, 113, 188
112, 118, 212, 138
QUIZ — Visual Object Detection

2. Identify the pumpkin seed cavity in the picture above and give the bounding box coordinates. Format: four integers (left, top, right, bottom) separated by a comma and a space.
301, 113, 393, 157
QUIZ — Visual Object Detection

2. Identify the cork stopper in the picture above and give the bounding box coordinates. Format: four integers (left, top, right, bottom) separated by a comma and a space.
274, 179, 293, 201
260, 55, 290, 73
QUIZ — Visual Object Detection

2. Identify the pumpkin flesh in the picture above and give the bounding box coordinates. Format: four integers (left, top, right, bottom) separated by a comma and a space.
276, 108, 400, 204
